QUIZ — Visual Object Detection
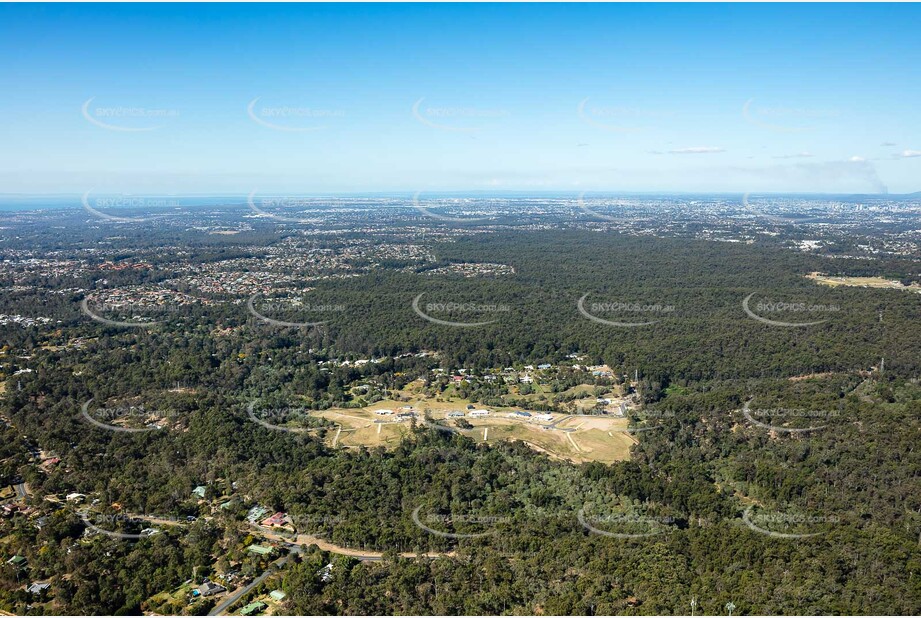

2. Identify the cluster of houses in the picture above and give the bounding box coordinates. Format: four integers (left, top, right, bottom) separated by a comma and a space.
368, 405, 560, 423
436, 361, 620, 388
86, 287, 202, 312
451, 408, 554, 422
190, 579, 285, 615
4, 556, 52, 598
1, 503, 27, 517
244, 505, 295, 532
440, 364, 553, 386
374, 405, 417, 421
0, 313, 56, 328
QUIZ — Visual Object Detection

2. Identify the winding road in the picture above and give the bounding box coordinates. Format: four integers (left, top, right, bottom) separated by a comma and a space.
255, 527, 451, 562
207, 528, 452, 616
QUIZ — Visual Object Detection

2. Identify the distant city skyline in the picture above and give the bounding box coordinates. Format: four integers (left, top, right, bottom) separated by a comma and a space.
1, 3, 919, 194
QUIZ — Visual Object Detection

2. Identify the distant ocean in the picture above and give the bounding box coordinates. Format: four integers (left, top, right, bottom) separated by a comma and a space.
0, 192, 911, 212
0, 196, 82, 211
0, 196, 248, 212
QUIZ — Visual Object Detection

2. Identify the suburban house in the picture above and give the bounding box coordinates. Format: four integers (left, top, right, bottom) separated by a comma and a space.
447, 411, 465, 418
260, 512, 292, 529
246, 544, 275, 556
27, 582, 50, 595
2, 503, 20, 517
374, 409, 394, 416
317, 563, 334, 583
6, 555, 27, 569
197, 581, 226, 597
469, 409, 490, 417
246, 506, 270, 523
239, 601, 267, 616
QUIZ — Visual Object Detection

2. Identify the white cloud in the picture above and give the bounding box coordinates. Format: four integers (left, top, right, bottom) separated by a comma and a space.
668, 146, 725, 155
848, 156, 866, 162
900, 149, 921, 158
772, 152, 813, 159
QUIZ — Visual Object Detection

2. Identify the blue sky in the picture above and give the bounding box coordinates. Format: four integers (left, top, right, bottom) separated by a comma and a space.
1, 2, 919, 195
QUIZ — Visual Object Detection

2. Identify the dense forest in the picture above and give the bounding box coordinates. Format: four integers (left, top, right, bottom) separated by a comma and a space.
2, 228, 921, 615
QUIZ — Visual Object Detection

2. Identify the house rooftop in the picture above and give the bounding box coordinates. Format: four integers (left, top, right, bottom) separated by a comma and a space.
246, 544, 274, 556
239, 601, 267, 615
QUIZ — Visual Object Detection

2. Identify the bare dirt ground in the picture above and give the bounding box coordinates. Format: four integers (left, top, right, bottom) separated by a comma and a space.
313, 400, 635, 464
807, 272, 921, 292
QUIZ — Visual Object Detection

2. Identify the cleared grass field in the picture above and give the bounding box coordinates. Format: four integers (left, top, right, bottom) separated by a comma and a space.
312, 399, 635, 463
807, 272, 921, 292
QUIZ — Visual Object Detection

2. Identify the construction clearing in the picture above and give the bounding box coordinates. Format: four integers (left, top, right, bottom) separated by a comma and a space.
311, 400, 637, 464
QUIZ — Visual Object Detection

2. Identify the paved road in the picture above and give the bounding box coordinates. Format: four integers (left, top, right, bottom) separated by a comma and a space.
14, 482, 28, 499
255, 526, 451, 562
546, 415, 574, 431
